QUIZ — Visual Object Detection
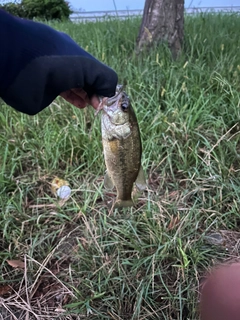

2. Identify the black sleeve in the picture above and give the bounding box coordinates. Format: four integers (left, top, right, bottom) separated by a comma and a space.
0, 10, 118, 115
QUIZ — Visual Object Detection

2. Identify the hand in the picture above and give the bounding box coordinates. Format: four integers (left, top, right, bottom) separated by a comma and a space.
60, 88, 101, 110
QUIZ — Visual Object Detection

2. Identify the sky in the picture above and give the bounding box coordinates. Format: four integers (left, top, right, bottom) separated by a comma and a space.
69, 0, 240, 12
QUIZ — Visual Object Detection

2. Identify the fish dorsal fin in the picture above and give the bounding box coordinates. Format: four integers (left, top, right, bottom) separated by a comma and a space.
135, 165, 147, 191
104, 171, 114, 190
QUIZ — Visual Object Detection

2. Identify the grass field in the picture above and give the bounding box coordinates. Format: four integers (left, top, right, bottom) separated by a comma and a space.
1, 12, 240, 320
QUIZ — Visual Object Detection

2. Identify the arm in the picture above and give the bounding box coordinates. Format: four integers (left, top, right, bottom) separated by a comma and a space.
0, 9, 118, 115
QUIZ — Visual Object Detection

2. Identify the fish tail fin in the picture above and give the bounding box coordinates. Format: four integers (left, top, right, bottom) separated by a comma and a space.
114, 199, 134, 208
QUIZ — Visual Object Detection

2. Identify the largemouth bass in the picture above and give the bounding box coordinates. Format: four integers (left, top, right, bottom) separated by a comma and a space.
101, 85, 146, 208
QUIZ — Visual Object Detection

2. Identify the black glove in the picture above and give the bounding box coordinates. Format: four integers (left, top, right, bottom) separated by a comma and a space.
0, 10, 118, 115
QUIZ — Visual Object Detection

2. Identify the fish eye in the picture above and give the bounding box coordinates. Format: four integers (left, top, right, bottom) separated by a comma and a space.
121, 102, 129, 111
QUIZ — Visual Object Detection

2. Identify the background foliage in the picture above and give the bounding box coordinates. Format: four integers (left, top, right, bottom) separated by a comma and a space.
0, 11, 240, 320
0, 0, 72, 20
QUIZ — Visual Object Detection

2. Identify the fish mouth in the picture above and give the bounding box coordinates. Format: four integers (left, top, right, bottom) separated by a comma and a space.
105, 86, 129, 111
102, 85, 131, 126
95, 85, 124, 117
106, 85, 124, 106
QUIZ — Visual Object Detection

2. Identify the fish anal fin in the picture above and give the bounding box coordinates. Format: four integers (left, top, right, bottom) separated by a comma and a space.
114, 199, 134, 208
104, 171, 114, 190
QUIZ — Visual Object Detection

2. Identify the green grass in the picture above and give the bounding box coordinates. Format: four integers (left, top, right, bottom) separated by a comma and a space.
1, 12, 240, 319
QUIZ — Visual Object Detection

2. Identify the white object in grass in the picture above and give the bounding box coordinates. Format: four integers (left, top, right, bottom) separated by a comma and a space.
57, 186, 71, 199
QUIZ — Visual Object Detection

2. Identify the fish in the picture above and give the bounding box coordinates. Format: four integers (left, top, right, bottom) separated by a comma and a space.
101, 85, 146, 208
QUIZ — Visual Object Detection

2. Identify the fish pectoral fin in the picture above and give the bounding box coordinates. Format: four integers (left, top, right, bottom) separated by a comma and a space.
104, 171, 114, 190
135, 165, 147, 191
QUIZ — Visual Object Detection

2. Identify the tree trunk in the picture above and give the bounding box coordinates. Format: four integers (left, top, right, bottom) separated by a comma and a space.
136, 0, 184, 59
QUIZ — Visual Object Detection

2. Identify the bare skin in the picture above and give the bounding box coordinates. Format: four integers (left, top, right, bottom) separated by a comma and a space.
60, 88, 101, 110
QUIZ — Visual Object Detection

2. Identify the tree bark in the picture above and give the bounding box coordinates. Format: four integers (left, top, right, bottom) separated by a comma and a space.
136, 0, 184, 59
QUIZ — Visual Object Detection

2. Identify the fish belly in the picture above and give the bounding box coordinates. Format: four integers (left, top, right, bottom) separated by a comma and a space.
103, 130, 141, 207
